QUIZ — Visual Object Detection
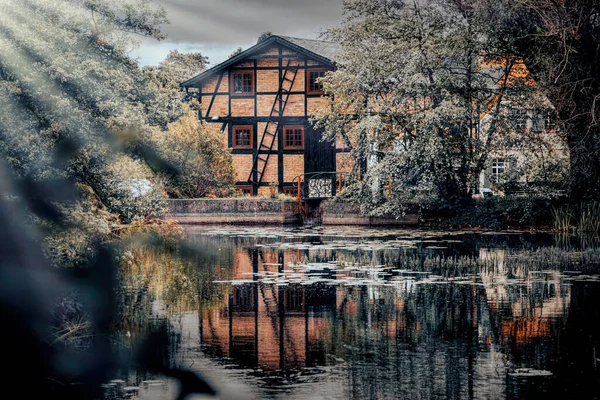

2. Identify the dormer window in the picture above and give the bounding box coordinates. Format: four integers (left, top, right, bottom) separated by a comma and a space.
231, 70, 254, 95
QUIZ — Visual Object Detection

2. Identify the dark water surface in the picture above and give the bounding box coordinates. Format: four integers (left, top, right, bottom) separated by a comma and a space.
114, 226, 600, 399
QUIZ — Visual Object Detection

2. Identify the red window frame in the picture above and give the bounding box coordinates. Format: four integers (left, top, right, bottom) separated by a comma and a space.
306, 68, 328, 95
232, 126, 253, 149
283, 126, 304, 150
282, 186, 299, 197
230, 70, 254, 96
236, 185, 254, 196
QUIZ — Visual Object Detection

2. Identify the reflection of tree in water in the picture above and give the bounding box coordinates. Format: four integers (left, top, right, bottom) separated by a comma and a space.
114, 235, 599, 399
191, 245, 576, 397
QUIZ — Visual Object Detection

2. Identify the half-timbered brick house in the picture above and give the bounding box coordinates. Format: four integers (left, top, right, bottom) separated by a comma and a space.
181, 35, 351, 196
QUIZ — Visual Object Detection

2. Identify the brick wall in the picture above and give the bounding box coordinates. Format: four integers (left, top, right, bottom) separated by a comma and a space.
202, 95, 229, 117
257, 69, 280, 92
257, 58, 279, 68
291, 69, 305, 92
232, 154, 253, 181
202, 75, 228, 93
262, 46, 279, 56
284, 155, 305, 182
307, 97, 329, 115
261, 156, 279, 183
257, 95, 277, 116
230, 98, 255, 116
282, 58, 304, 68
283, 94, 305, 116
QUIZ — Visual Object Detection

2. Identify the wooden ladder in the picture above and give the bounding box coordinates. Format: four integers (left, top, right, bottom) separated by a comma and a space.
247, 60, 298, 186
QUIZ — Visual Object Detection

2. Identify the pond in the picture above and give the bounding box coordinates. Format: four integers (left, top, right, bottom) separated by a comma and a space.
111, 226, 600, 399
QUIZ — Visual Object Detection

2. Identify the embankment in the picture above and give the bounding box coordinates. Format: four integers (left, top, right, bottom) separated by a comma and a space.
167, 199, 418, 226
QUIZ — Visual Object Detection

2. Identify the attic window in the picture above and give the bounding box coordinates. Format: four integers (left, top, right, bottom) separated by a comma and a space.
306, 68, 327, 94
231, 70, 254, 95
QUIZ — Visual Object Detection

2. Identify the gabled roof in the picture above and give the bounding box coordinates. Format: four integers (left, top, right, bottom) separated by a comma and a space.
181, 35, 341, 88
278, 36, 342, 62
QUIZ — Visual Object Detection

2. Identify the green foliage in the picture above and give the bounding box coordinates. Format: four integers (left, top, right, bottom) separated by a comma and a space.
422, 195, 567, 230
553, 202, 600, 233
256, 31, 273, 43
151, 112, 235, 198
143, 50, 207, 127
0, 0, 175, 267
314, 0, 564, 217
507, 0, 600, 201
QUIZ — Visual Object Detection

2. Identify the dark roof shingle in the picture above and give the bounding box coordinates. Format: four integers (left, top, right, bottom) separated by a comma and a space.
278, 36, 342, 62
181, 35, 341, 88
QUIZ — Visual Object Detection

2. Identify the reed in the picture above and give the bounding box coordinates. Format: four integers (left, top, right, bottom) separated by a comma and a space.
577, 202, 600, 233
553, 202, 600, 233
552, 205, 574, 232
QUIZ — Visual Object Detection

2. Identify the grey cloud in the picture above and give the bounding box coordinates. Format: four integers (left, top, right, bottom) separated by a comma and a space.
153, 0, 343, 45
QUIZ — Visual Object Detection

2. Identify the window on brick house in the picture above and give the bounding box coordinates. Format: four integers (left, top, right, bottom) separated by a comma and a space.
282, 186, 299, 197
232, 126, 253, 149
283, 126, 304, 149
306, 69, 328, 94
236, 185, 254, 196
231, 70, 254, 95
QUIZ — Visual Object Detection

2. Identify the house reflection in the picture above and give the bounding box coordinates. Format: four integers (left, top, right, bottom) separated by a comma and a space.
479, 248, 570, 348
200, 248, 339, 371
199, 246, 572, 373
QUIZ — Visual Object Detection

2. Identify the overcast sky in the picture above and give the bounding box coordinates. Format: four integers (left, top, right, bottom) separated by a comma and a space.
130, 0, 344, 67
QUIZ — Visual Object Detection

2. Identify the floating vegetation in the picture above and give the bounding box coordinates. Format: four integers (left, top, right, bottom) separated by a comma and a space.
504, 246, 600, 273
508, 368, 553, 377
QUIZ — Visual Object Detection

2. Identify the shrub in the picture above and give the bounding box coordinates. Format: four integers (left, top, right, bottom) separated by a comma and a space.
422, 195, 568, 230
151, 112, 235, 198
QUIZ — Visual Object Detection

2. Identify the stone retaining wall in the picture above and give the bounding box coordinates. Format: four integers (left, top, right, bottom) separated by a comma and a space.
321, 201, 418, 226
167, 199, 418, 226
167, 199, 301, 225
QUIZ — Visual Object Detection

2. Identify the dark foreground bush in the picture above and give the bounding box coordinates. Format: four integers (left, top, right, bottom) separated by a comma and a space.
421, 195, 569, 230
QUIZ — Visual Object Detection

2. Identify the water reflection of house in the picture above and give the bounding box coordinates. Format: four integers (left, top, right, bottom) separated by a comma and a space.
199, 246, 572, 373
478, 248, 570, 347
200, 248, 340, 371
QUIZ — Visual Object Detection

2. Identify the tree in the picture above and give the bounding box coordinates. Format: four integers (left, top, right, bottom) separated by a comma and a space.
0, 0, 177, 394
143, 50, 207, 127
314, 0, 541, 215
229, 47, 243, 58
151, 112, 235, 198
257, 31, 273, 43
0, 0, 171, 246
504, 0, 600, 201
